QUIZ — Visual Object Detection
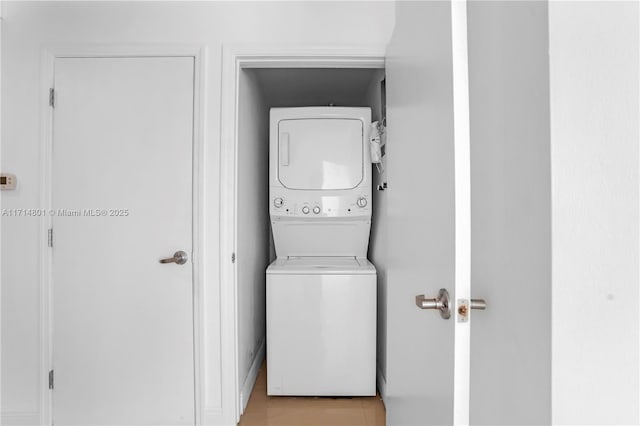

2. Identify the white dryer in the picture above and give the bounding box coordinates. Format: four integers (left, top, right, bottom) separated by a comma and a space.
267, 107, 376, 396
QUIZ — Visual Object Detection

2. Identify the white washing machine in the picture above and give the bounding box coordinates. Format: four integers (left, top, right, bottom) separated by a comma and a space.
267, 107, 376, 396
267, 257, 376, 396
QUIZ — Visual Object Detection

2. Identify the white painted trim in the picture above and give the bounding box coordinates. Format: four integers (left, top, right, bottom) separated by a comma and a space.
38, 44, 207, 426
191, 46, 208, 426
222, 44, 385, 70
219, 44, 240, 423
40, 44, 206, 59
376, 366, 387, 402
202, 407, 224, 425
0, 9, 3, 421
450, 2, 472, 426
38, 49, 55, 426
1, 411, 41, 426
239, 338, 266, 415
220, 43, 386, 423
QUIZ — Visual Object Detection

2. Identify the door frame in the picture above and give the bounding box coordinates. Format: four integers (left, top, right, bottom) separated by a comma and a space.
219, 44, 387, 422
451, 1, 472, 423
38, 44, 207, 426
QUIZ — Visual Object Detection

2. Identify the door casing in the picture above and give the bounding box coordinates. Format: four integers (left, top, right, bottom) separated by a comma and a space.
220, 44, 386, 422
39, 45, 206, 426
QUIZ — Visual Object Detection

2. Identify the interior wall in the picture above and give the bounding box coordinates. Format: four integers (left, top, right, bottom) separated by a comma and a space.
363, 69, 389, 393
466, 2, 551, 424
0, 2, 395, 424
236, 69, 270, 412
238, 67, 385, 404
255, 68, 383, 108
549, 2, 639, 424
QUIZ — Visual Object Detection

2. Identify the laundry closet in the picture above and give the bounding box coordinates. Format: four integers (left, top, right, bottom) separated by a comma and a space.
234, 67, 387, 409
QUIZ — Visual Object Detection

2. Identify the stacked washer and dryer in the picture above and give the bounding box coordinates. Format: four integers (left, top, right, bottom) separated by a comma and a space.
266, 107, 377, 396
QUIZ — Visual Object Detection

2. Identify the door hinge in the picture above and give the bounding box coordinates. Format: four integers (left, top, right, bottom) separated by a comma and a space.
49, 88, 56, 108
48, 370, 54, 390
231, 252, 236, 263
48, 228, 53, 247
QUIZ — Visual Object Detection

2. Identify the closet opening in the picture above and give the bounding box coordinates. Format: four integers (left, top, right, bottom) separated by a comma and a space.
234, 65, 388, 422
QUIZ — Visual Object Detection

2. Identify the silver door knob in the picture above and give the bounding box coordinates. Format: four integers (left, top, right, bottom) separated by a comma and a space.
415, 288, 451, 319
159, 250, 188, 265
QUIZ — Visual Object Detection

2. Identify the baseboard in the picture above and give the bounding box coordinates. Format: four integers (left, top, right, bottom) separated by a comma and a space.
202, 406, 229, 426
240, 337, 266, 415
1, 411, 40, 426
1, 407, 232, 426
377, 365, 387, 402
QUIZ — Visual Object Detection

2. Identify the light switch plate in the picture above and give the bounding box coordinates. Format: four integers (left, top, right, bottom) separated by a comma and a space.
0, 173, 17, 190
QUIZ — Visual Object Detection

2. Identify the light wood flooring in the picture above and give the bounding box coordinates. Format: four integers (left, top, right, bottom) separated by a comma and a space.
239, 362, 385, 426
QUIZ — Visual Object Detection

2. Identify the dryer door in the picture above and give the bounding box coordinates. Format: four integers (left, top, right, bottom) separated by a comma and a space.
277, 118, 364, 190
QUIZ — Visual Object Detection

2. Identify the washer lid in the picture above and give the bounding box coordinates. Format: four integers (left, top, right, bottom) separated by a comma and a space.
267, 257, 376, 275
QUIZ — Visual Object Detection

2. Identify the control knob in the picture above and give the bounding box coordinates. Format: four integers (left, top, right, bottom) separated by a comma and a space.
302, 206, 310, 214
274, 197, 284, 208
313, 206, 321, 214
357, 197, 367, 208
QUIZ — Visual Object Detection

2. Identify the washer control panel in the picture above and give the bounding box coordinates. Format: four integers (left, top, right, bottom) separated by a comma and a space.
270, 192, 371, 217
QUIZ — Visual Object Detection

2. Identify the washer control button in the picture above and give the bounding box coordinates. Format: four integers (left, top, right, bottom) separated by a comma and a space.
302, 206, 310, 214
313, 206, 321, 214
357, 197, 368, 208
274, 197, 284, 208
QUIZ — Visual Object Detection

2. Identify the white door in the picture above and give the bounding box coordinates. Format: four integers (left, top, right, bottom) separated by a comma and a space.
51, 57, 195, 425
384, 1, 472, 424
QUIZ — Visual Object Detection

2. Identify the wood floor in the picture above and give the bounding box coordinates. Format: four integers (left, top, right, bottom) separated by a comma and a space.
239, 362, 386, 426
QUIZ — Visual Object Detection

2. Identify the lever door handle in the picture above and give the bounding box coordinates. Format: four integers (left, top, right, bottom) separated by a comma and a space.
415, 288, 451, 319
159, 250, 188, 265
416, 290, 487, 320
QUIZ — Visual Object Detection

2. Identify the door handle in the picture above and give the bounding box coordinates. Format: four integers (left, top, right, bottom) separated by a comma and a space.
159, 250, 188, 265
415, 288, 451, 319
470, 299, 486, 310
416, 290, 487, 320
456, 298, 487, 321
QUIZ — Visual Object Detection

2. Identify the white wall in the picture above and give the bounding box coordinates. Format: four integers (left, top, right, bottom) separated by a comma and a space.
549, 2, 639, 424
0, 2, 394, 424
364, 69, 388, 393
467, 2, 551, 424
236, 69, 269, 414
